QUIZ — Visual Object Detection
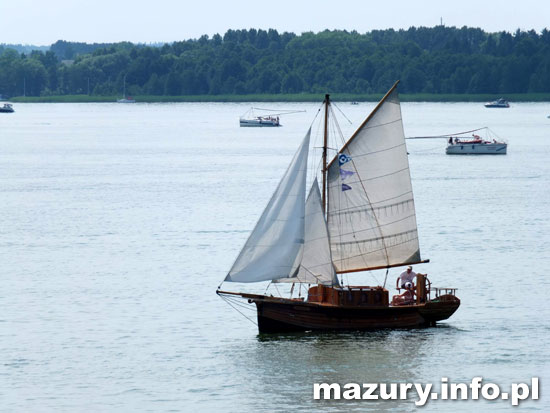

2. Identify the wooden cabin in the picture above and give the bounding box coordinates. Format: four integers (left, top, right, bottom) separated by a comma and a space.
308, 284, 389, 307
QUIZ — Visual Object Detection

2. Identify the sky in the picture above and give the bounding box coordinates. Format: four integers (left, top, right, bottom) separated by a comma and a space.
1, 0, 549, 46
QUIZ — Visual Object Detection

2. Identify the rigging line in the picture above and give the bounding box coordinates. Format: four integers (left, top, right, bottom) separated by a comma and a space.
329, 105, 348, 150
219, 295, 258, 326
383, 268, 389, 289
343, 142, 407, 159
252, 108, 306, 114
406, 127, 487, 139
360, 118, 402, 131
331, 101, 354, 125
309, 100, 326, 129
223, 296, 257, 312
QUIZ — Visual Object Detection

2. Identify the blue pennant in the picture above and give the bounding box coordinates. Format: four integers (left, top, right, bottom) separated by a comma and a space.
338, 153, 352, 166
342, 183, 352, 191
340, 169, 355, 180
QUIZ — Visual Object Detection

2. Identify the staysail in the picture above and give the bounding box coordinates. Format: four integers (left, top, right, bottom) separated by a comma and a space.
275, 179, 338, 286
326, 83, 422, 273
225, 130, 310, 282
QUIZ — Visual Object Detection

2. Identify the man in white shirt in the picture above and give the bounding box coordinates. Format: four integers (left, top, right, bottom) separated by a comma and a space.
396, 266, 416, 290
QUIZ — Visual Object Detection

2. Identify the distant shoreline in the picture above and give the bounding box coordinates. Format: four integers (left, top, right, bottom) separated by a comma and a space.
8, 93, 550, 103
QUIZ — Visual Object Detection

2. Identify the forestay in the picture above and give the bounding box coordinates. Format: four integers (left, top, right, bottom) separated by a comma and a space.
326, 86, 421, 273
275, 179, 338, 286
225, 130, 310, 282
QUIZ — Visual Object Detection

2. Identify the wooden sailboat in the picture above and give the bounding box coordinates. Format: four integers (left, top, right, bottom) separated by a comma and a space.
217, 81, 460, 332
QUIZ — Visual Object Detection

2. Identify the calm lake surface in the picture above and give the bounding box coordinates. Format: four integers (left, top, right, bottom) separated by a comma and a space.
1, 101, 549, 412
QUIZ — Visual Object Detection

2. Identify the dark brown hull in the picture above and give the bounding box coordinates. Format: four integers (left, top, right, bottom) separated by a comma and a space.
253, 295, 460, 333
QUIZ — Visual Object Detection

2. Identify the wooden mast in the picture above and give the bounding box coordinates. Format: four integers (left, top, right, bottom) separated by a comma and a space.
322, 94, 330, 212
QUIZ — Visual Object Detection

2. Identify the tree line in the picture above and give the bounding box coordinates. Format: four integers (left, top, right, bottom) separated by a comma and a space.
1, 26, 550, 98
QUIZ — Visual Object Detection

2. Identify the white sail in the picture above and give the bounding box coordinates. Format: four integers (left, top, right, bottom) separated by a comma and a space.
275, 179, 338, 286
327, 86, 421, 273
225, 130, 310, 282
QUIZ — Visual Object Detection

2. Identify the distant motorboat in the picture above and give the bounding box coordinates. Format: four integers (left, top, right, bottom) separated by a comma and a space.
484, 98, 509, 108
0, 103, 14, 113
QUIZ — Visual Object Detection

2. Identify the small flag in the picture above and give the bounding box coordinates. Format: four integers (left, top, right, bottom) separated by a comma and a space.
338, 153, 352, 166
340, 169, 354, 180
342, 183, 352, 191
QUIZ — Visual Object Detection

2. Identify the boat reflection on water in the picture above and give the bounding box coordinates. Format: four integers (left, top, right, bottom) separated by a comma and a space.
230, 326, 462, 411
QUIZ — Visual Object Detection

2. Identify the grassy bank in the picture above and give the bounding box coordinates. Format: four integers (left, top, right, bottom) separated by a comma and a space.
9, 92, 550, 103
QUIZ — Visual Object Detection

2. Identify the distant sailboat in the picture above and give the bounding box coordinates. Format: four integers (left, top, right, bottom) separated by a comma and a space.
218, 81, 460, 332
117, 74, 135, 103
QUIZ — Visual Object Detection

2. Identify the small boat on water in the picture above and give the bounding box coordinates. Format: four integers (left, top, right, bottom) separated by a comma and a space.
239, 107, 305, 127
117, 74, 135, 103
484, 98, 509, 108
240, 113, 280, 127
218, 81, 460, 333
446, 128, 507, 155
446, 138, 507, 155
0, 103, 14, 113
117, 97, 136, 103
408, 127, 507, 155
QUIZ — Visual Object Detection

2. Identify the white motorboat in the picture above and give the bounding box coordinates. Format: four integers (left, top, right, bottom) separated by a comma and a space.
484, 98, 509, 108
446, 140, 507, 155
0, 103, 14, 113
446, 131, 507, 155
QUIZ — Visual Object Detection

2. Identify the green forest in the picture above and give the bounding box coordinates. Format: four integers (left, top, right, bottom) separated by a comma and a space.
1, 26, 550, 99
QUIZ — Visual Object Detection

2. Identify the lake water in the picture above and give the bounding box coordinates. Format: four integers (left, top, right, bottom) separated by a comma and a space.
1, 101, 549, 412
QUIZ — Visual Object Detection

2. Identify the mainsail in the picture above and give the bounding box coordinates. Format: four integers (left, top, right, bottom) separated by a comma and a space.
326, 84, 422, 273
225, 130, 310, 282
275, 179, 338, 286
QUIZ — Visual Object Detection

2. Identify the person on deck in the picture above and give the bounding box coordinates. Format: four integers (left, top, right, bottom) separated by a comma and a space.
396, 266, 416, 290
